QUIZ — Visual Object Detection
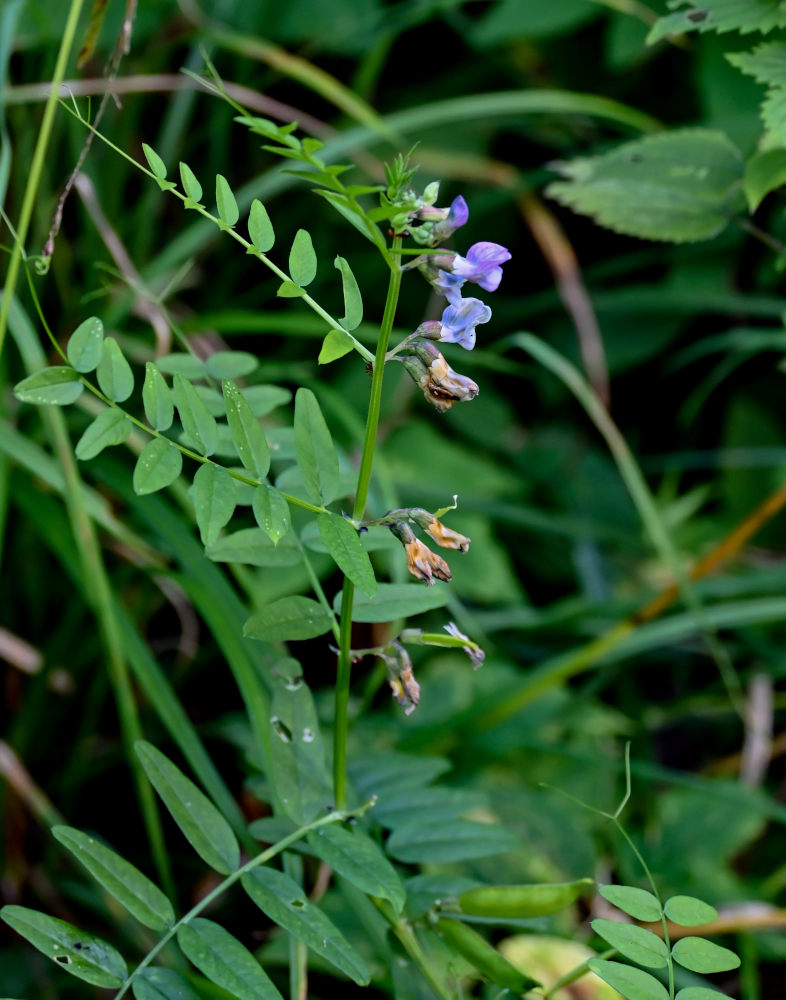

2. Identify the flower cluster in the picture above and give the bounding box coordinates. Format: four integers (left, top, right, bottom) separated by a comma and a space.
383, 507, 471, 586
394, 187, 510, 410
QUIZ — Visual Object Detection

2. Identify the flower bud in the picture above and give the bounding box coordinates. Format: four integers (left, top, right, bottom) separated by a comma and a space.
410, 508, 470, 552
444, 622, 485, 669
388, 519, 452, 585
380, 642, 420, 715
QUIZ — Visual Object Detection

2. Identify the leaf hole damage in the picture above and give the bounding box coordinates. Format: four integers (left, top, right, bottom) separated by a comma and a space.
290, 898, 306, 908
54, 954, 72, 964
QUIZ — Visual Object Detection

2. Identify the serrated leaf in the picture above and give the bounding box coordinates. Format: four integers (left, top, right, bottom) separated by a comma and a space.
142, 142, 167, 179
192, 463, 236, 547
206, 527, 300, 566
177, 918, 283, 1000
215, 174, 239, 227
74, 408, 131, 460
728, 42, 786, 88
172, 374, 218, 456
223, 379, 270, 478
155, 354, 206, 378
676, 989, 735, 1000
179, 161, 202, 202
318, 514, 376, 596
249, 199, 275, 251
14, 367, 83, 405
599, 885, 662, 922
547, 129, 744, 243
243, 596, 333, 641
0, 906, 127, 988
318, 328, 355, 364
647, 0, 786, 42
66, 317, 104, 372
96, 337, 134, 402
387, 818, 519, 863
277, 280, 305, 298
52, 826, 174, 930
133, 967, 201, 1000
268, 673, 332, 824
333, 582, 449, 622
588, 958, 668, 1000
334, 256, 363, 329
242, 867, 370, 984
293, 388, 339, 505
664, 895, 718, 926
253, 485, 292, 544
133, 438, 183, 495
744, 148, 786, 211
207, 352, 257, 379
142, 363, 174, 431
135, 740, 239, 874
307, 824, 405, 913
591, 919, 669, 969
671, 937, 740, 974
289, 229, 317, 286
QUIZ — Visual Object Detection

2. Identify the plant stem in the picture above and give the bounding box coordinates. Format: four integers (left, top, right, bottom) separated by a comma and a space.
373, 898, 454, 1000
333, 236, 403, 809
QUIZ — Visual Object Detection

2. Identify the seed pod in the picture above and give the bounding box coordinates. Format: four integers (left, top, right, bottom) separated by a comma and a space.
458, 878, 593, 919
436, 918, 540, 993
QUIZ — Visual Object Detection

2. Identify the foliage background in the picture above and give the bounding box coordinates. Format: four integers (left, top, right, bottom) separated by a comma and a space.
2, 0, 786, 997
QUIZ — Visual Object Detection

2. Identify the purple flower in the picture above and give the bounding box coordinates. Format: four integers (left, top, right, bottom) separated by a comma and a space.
439, 296, 492, 350
413, 195, 470, 246
451, 242, 511, 292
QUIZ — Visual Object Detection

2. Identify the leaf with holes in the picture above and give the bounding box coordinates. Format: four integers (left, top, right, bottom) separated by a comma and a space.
289, 229, 317, 286
74, 409, 131, 460
243, 597, 333, 642
591, 919, 668, 969
334, 256, 363, 329
14, 367, 83, 406
192, 463, 236, 547
318, 513, 376, 596
249, 199, 275, 251
96, 338, 134, 402
293, 388, 339, 505
142, 363, 174, 431
172, 374, 218, 456
223, 379, 270, 479
66, 317, 104, 372
177, 918, 283, 1000
588, 959, 668, 1000
253, 485, 292, 545
133, 439, 183, 495
135, 741, 239, 874
0, 906, 127, 988
242, 867, 370, 984
307, 824, 406, 913
52, 827, 174, 930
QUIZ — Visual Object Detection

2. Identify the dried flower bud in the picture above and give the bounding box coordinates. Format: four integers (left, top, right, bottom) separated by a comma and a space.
444, 622, 485, 669
378, 641, 421, 715
405, 537, 452, 586
411, 508, 470, 552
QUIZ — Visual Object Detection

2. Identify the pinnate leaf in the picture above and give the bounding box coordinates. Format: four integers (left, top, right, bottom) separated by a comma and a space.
96, 337, 134, 402
334, 256, 363, 329
177, 918, 283, 1000
15, 367, 83, 406
588, 958, 668, 1000
591, 919, 668, 968
179, 161, 202, 203
142, 142, 167, 178
1, 905, 127, 988
319, 328, 355, 364
307, 824, 406, 913
676, 989, 735, 1000
207, 351, 257, 378
249, 198, 275, 251
135, 740, 240, 874
223, 379, 270, 478
253, 484, 292, 544
664, 895, 718, 926
133, 967, 201, 1000
318, 513, 376, 596
66, 317, 104, 372
215, 174, 239, 227
192, 463, 236, 546
334, 582, 448, 622
133, 439, 183, 495
52, 826, 174, 930
74, 408, 131, 461
289, 228, 317, 286
172, 374, 218, 455
671, 937, 740, 974
242, 867, 370, 984
599, 884, 662, 921
207, 528, 300, 567
293, 388, 339, 505
243, 596, 333, 642
143, 363, 174, 430
387, 817, 518, 863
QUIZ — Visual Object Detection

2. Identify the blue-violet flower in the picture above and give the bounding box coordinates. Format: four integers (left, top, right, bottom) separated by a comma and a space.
439, 297, 492, 350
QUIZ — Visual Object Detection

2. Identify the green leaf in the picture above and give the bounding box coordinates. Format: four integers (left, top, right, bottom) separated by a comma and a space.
206, 527, 300, 566
318, 514, 376, 596
387, 818, 519, 863
0, 906, 127, 988
192, 463, 236, 547
374, 785, 486, 829
664, 895, 718, 926
223, 379, 270, 478
243, 596, 333, 641
728, 42, 786, 88
590, 919, 669, 969
215, 174, 239, 227
243, 385, 291, 416
648, 0, 786, 40
307, 824, 406, 913
318, 328, 355, 364
253, 485, 292, 544
179, 161, 202, 203
588, 959, 668, 1000
172, 374, 218, 456
14, 367, 83, 405
547, 129, 744, 243
599, 885, 662, 922
135, 740, 240, 874
675, 989, 735, 1000
96, 337, 134, 402
177, 918, 283, 1000
289, 228, 317, 286
671, 937, 740, 974
142, 142, 167, 178
133, 967, 201, 1000
277, 280, 305, 298
293, 388, 339, 505
315, 188, 384, 246
268, 671, 332, 824
207, 351, 258, 379
74, 408, 131, 461
155, 354, 206, 378
242, 867, 370, 984
143, 363, 174, 430
334, 582, 449, 622
133, 439, 183, 495
66, 317, 104, 372
52, 826, 174, 930
248, 198, 275, 251
743, 148, 786, 211
334, 256, 363, 329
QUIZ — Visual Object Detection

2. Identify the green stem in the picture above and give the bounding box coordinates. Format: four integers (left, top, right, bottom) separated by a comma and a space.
373, 899, 454, 1000
112, 803, 370, 1000
333, 236, 403, 809
0, 0, 87, 356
